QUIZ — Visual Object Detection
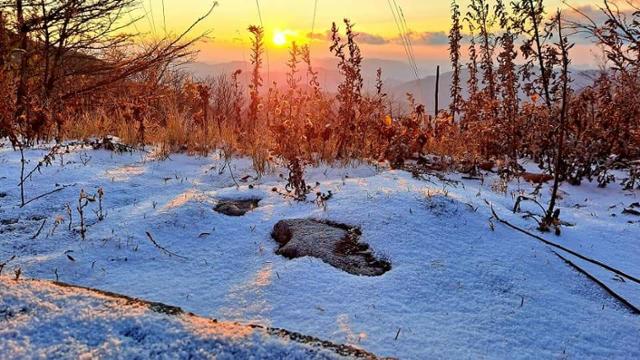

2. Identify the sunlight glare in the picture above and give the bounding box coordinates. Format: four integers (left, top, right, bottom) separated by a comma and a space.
273, 31, 287, 47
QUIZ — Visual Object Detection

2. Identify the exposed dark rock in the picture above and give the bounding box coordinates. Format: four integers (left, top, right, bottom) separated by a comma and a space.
0, 218, 19, 226
214, 198, 261, 217
272, 219, 391, 276
623, 208, 640, 216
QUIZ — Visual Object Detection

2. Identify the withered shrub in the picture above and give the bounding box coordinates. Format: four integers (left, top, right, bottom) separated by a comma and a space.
1, 0, 640, 196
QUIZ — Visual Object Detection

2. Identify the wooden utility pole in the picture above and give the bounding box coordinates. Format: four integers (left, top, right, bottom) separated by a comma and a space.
434, 65, 440, 117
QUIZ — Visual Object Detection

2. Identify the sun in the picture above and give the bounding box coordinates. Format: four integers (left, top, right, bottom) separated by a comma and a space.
273, 31, 288, 47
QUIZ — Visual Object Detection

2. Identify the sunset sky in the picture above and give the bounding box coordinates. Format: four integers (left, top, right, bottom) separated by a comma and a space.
138, 0, 607, 71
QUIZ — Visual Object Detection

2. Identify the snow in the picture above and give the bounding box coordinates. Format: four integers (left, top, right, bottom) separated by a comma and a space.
1, 144, 639, 359
0, 278, 362, 359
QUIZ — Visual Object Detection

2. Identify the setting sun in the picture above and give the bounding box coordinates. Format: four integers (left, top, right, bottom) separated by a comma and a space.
272, 30, 303, 47
273, 31, 288, 47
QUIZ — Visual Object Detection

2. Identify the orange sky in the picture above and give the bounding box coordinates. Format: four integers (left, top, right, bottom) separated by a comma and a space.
136, 0, 607, 69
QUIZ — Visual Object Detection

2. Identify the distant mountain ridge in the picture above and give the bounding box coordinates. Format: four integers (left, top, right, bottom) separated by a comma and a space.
182, 58, 422, 92
183, 60, 602, 110
391, 68, 603, 111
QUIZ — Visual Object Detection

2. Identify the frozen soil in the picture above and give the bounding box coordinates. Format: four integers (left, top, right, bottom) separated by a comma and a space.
214, 198, 261, 217
272, 219, 391, 276
0, 143, 639, 359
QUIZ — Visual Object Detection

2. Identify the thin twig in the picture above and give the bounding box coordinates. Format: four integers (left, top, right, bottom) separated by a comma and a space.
553, 251, 640, 314
21, 184, 73, 208
145, 231, 188, 260
514, 195, 547, 214
227, 160, 240, 189
31, 219, 47, 240
489, 202, 640, 285
17, 144, 62, 187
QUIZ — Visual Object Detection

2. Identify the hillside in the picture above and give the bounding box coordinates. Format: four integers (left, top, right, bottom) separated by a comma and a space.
182, 58, 419, 93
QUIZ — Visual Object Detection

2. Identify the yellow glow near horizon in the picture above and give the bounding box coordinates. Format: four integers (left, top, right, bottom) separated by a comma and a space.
140, 0, 600, 65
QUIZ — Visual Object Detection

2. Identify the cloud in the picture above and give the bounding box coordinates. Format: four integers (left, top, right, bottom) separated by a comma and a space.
307, 30, 391, 45
306, 31, 331, 41
357, 32, 391, 45
406, 31, 449, 46
562, 5, 608, 25
306, 30, 451, 47
307, 31, 391, 45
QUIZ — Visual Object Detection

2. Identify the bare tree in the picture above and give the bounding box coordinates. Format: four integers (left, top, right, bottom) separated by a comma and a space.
448, 0, 463, 121
496, 0, 520, 160
330, 19, 363, 159
543, 10, 573, 233
466, 0, 497, 100
512, 0, 553, 108
247, 25, 263, 137
568, 0, 640, 72
0, 0, 218, 207
0, 0, 218, 143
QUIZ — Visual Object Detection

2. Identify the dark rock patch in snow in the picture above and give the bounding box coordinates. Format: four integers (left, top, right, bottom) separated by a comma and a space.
28, 215, 46, 221
0, 226, 17, 235
272, 219, 391, 276
0, 218, 18, 226
623, 202, 640, 216
214, 198, 261, 217
0, 192, 7, 198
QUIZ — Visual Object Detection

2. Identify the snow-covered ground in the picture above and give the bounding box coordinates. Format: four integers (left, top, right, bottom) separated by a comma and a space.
1, 143, 639, 359
0, 277, 374, 359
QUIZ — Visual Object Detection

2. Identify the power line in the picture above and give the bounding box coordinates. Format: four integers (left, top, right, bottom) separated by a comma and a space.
255, 0, 264, 27
387, 0, 408, 64
311, 0, 319, 37
140, 2, 156, 36
254, 0, 271, 84
149, 0, 156, 33
394, 0, 420, 80
392, 1, 417, 80
396, 1, 421, 79
387, 0, 419, 82
161, 0, 167, 35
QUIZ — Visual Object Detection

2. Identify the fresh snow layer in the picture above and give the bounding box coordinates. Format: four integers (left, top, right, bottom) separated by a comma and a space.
0, 277, 367, 359
1, 144, 640, 359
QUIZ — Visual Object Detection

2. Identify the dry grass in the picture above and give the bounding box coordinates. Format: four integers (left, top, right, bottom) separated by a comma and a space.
1, 2, 640, 190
